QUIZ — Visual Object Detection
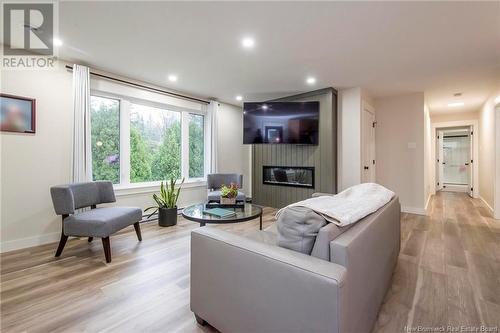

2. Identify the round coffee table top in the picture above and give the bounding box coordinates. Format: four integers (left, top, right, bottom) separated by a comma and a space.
182, 203, 263, 224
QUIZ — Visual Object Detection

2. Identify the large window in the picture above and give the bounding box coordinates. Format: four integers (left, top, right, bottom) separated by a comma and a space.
90, 94, 206, 187
189, 113, 205, 178
90, 96, 120, 184
130, 103, 181, 183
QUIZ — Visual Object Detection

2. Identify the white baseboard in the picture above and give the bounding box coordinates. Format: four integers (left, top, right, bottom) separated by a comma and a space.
424, 194, 432, 211
0, 232, 60, 253
401, 206, 427, 216
479, 196, 494, 216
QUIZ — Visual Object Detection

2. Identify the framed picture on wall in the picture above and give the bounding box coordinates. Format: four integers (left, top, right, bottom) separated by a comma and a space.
0, 93, 36, 133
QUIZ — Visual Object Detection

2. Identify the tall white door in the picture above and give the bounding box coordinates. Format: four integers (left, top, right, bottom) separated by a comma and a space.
437, 130, 444, 191
467, 127, 473, 197
437, 127, 472, 194
362, 107, 376, 183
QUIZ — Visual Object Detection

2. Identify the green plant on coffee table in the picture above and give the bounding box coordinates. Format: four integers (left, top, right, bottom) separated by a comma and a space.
145, 178, 185, 218
220, 183, 238, 198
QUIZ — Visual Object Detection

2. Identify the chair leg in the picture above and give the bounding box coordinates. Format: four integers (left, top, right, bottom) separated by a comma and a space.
134, 222, 142, 241
55, 234, 68, 257
88, 237, 93, 243
101, 237, 111, 263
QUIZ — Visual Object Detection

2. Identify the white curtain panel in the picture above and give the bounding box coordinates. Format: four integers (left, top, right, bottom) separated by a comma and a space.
208, 100, 219, 173
71, 64, 91, 183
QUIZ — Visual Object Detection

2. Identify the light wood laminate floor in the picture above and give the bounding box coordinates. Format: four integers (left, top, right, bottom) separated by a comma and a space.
373, 192, 500, 332
1, 192, 499, 332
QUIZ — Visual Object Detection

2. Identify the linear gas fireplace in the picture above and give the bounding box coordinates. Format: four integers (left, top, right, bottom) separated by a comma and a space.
263, 166, 315, 189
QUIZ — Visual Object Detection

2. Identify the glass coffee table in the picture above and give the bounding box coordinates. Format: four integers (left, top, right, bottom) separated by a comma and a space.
182, 203, 263, 230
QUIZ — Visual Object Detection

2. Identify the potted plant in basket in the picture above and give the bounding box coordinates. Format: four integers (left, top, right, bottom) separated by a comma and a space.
145, 178, 185, 227
220, 183, 238, 205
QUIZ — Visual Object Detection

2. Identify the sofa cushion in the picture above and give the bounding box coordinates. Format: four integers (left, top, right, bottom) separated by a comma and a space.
64, 207, 142, 238
208, 190, 246, 202
277, 206, 327, 255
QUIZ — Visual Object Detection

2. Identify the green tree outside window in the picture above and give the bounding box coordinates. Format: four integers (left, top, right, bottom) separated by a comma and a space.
90, 96, 120, 184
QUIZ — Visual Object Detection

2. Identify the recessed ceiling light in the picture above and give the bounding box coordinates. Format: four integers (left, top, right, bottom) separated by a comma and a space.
306, 77, 316, 85
168, 74, 178, 82
53, 38, 63, 47
447, 102, 464, 107
236, 95, 243, 101
262, 104, 268, 110
241, 37, 255, 48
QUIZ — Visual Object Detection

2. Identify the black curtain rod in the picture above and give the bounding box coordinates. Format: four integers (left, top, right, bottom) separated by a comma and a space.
65, 65, 210, 105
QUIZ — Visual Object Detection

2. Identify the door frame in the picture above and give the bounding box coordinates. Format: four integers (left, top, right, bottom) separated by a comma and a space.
436, 129, 444, 191
438, 127, 472, 195
495, 104, 500, 219
361, 101, 376, 183
431, 120, 479, 198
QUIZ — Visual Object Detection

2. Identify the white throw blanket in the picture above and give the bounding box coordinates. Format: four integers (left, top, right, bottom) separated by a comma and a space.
276, 183, 395, 227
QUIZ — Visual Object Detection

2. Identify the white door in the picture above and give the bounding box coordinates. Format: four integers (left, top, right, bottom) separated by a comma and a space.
362, 107, 376, 183
467, 127, 473, 197
439, 128, 471, 193
437, 130, 444, 191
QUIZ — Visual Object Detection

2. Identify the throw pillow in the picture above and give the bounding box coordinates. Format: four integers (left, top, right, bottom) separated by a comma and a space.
277, 206, 327, 255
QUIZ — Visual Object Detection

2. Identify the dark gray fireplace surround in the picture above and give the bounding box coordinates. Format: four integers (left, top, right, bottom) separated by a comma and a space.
252, 88, 338, 208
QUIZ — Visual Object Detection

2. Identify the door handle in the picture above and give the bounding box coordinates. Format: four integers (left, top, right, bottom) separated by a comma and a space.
364, 166, 369, 170
465, 163, 469, 166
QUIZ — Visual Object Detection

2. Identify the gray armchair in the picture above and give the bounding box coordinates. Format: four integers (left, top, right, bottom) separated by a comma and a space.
207, 173, 246, 202
50, 181, 142, 263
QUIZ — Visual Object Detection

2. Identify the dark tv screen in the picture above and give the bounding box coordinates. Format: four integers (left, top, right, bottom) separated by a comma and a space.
243, 102, 319, 145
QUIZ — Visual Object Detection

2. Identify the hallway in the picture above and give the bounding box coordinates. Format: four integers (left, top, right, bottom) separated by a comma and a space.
374, 192, 500, 332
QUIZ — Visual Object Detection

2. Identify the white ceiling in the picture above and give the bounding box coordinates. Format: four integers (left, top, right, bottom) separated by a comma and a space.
55, 1, 499, 114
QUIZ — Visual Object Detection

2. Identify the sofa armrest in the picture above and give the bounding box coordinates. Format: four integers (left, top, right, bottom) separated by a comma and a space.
329, 197, 401, 333
191, 227, 347, 333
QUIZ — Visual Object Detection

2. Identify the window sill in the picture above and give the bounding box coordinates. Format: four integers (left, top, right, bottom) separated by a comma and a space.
114, 179, 207, 197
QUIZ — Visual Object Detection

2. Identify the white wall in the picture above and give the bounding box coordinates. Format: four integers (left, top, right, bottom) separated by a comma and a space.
431, 111, 479, 123
338, 87, 362, 190
478, 93, 499, 213
215, 102, 252, 197
1, 62, 74, 251
374, 93, 426, 214
424, 104, 432, 209
338, 87, 375, 191
0, 61, 246, 252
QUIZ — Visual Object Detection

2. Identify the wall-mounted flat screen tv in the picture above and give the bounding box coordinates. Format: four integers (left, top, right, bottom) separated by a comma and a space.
243, 101, 319, 145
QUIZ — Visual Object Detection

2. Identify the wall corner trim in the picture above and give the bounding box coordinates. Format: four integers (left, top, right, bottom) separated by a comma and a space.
425, 194, 433, 211
479, 196, 494, 217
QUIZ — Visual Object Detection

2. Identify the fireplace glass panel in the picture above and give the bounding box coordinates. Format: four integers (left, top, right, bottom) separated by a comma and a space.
263, 166, 314, 188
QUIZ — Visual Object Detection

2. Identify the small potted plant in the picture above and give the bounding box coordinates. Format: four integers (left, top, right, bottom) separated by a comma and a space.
145, 178, 184, 227
220, 183, 238, 205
